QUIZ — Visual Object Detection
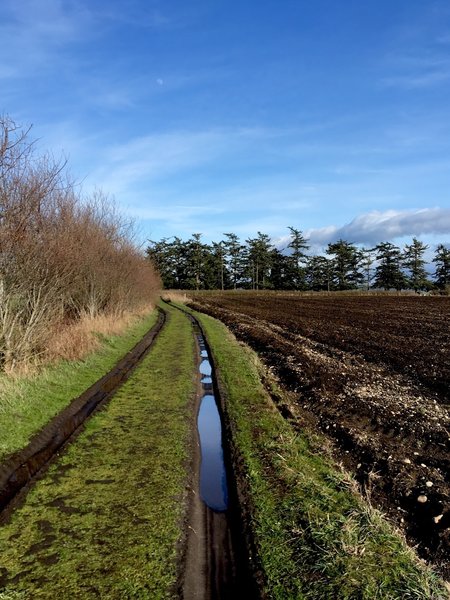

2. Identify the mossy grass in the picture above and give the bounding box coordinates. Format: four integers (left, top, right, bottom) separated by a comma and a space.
0, 310, 159, 462
189, 306, 447, 599
0, 303, 195, 599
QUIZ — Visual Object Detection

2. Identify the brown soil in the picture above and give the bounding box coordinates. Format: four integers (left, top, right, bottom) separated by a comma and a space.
189, 293, 450, 579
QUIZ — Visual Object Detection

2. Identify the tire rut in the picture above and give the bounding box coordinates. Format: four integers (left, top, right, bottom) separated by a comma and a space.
0, 308, 166, 519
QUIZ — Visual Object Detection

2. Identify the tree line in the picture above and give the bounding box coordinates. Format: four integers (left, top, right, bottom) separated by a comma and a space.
146, 229, 450, 292
0, 116, 160, 370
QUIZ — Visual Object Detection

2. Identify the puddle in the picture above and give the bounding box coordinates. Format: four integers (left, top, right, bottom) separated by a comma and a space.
198, 395, 228, 511
194, 324, 229, 512
200, 359, 212, 377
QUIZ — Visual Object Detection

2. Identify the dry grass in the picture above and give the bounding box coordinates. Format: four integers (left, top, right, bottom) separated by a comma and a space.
44, 305, 154, 364
161, 291, 192, 303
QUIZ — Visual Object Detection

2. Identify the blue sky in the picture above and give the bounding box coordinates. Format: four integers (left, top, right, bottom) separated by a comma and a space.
1, 0, 450, 253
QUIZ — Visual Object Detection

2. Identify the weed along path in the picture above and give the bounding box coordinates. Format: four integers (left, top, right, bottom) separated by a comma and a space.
0, 304, 197, 598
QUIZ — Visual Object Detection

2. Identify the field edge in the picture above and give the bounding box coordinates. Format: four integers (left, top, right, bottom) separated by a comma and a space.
188, 305, 448, 599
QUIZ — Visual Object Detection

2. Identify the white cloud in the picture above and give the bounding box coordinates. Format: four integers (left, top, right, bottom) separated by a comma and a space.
305, 208, 450, 248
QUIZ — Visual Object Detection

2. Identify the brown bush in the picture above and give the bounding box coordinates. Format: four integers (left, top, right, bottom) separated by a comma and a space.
0, 116, 160, 370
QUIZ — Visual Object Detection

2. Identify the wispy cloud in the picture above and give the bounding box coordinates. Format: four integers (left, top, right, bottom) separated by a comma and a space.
383, 68, 450, 88
381, 51, 450, 88
96, 4, 171, 29
0, 0, 93, 80
86, 127, 278, 194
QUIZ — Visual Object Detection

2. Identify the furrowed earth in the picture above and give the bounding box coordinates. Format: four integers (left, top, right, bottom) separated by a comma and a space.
188, 292, 450, 578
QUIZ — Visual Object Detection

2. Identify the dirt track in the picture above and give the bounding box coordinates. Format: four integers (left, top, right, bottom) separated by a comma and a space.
189, 293, 450, 578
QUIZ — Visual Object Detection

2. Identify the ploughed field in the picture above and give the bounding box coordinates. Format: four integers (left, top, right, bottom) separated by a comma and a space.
189, 292, 450, 576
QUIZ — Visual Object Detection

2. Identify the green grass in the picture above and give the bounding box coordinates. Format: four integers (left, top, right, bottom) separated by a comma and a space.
0, 303, 195, 599
190, 307, 447, 600
0, 311, 159, 461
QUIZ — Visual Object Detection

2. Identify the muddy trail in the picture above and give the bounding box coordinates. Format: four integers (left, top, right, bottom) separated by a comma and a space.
0, 309, 166, 518
189, 295, 450, 578
178, 306, 256, 599
0, 303, 256, 599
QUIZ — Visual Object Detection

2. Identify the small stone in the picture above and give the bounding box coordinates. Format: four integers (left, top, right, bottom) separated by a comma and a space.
417, 495, 428, 504
403, 458, 412, 464
425, 481, 433, 488
434, 514, 443, 524
420, 463, 427, 468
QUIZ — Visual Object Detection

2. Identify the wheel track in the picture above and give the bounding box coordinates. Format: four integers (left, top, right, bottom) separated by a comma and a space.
0, 308, 166, 519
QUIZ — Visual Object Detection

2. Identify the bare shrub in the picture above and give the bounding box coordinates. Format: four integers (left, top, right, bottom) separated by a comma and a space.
0, 116, 160, 371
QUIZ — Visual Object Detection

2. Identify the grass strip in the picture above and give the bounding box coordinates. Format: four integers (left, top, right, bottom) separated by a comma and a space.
0, 311, 158, 462
191, 308, 447, 599
0, 303, 195, 599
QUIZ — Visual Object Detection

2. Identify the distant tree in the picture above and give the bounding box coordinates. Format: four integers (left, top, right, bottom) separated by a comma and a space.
209, 241, 227, 290
146, 237, 180, 289
373, 242, 407, 290
360, 247, 376, 291
246, 232, 273, 289
326, 239, 363, 290
223, 233, 245, 289
287, 227, 310, 290
186, 233, 206, 290
269, 248, 291, 289
433, 244, 450, 289
305, 256, 333, 291
403, 238, 430, 292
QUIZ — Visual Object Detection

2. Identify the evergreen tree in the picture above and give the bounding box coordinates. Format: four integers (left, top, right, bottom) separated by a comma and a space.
403, 238, 430, 292
373, 242, 407, 290
185, 233, 207, 290
287, 226, 310, 290
305, 256, 333, 291
146, 237, 188, 289
223, 233, 245, 289
360, 247, 375, 291
433, 244, 450, 289
246, 232, 273, 289
326, 239, 363, 290
269, 248, 291, 289
209, 241, 228, 290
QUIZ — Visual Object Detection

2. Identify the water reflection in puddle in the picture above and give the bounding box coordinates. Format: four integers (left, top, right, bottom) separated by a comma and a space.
200, 359, 212, 377
194, 325, 229, 512
198, 394, 228, 511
